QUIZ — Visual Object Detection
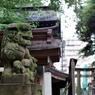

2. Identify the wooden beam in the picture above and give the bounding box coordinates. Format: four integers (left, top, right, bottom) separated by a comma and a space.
75, 68, 95, 71
75, 74, 95, 77
52, 74, 66, 81
30, 48, 60, 57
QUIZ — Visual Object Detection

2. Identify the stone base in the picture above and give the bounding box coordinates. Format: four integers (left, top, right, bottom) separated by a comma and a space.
0, 74, 42, 95
0, 84, 42, 95
1, 74, 29, 84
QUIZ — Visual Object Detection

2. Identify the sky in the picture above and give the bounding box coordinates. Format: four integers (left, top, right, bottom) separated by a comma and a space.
61, 6, 77, 40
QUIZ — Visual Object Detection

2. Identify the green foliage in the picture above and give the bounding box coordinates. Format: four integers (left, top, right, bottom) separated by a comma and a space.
49, 0, 62, 11
75, 0, 95, 58
0, 9, 29, 29
78, 46, 94, 58
76, 0, 95, 40
0, 24, 7, 30
0, 0, 44, 30
0, 0, 35, 21
30, 0, 43, 6
0, 12, 26, 24
0, 0, 41, 8
30, 22, 39, 28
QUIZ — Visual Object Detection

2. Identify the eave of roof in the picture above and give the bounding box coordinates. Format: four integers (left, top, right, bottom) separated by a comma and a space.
45, 66, 69, 88
45, 66, 69, 79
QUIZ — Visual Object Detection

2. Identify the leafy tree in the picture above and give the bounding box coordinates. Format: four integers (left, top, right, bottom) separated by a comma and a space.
75, 0, 95, 59
0, 0, 43, 25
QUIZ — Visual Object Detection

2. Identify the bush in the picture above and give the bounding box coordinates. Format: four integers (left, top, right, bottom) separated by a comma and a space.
0, 24, 8, 30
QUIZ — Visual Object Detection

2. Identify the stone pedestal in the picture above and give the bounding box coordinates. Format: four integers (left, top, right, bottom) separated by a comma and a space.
0, 75, 42, 95
1, 74, 29, 84
0, 84, 42, 95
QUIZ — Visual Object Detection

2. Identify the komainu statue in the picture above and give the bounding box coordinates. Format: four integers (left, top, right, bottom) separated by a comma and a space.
1, 23, 37, 83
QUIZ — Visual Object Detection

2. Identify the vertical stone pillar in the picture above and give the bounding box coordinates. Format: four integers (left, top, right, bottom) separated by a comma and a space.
43, 72, 52, 95
40, 66, 52, 95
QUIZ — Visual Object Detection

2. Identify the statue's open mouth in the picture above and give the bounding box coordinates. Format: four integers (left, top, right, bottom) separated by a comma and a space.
22, 35, 31, 40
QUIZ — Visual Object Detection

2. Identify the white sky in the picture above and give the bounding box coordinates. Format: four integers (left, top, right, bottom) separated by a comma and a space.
61, 6, 77, 40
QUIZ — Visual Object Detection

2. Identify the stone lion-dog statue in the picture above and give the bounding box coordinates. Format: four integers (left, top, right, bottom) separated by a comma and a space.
1, 23, 37, 83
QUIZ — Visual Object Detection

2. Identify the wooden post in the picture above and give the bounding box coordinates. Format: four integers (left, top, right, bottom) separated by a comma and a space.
68, 58, 77, 95
77, 71, 81, 95
71, 59, 75, 95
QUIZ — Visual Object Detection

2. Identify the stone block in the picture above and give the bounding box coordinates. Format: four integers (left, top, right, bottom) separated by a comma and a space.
1, 74, 29, 84
0, 84, 42, 95
31, 84, 42, 95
